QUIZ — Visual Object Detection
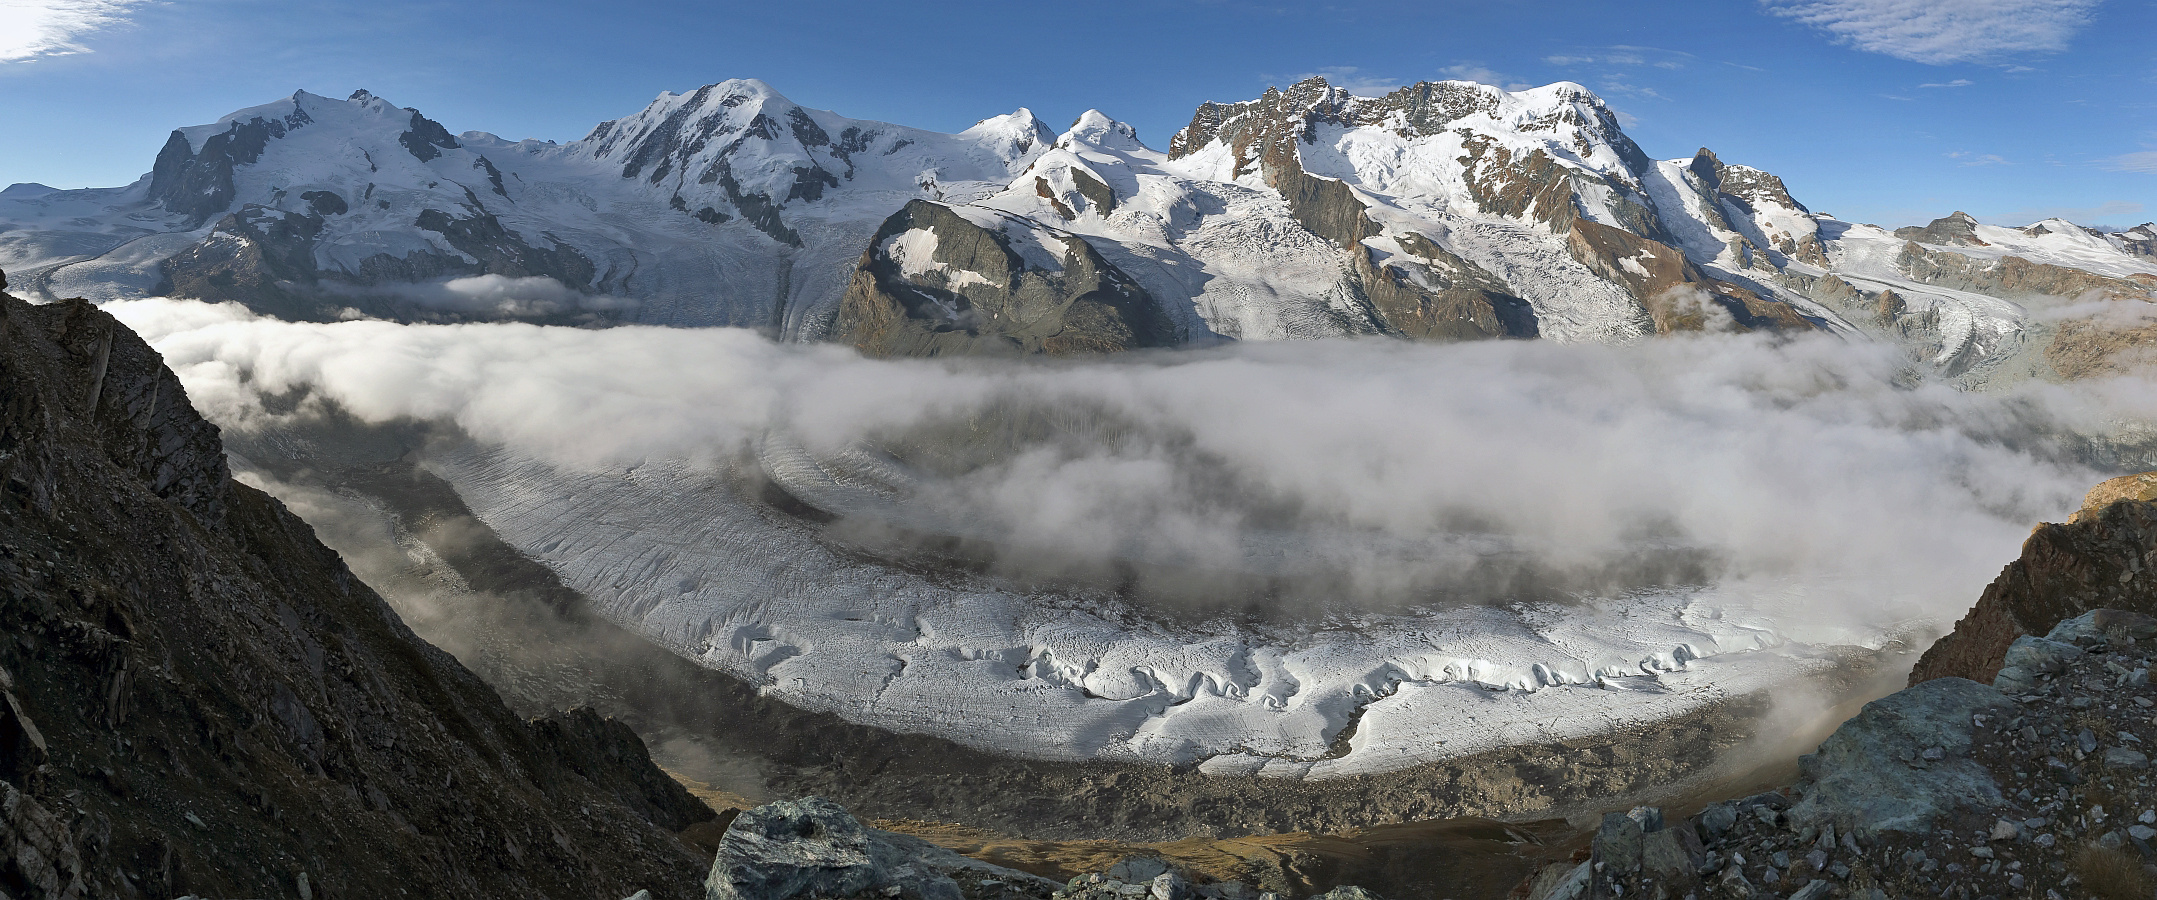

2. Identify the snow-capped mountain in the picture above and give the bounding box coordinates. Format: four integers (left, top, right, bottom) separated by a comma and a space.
6, 77, 2155, 380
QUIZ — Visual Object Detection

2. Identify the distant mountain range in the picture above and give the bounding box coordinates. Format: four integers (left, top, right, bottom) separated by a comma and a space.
4, 77, 2153, 381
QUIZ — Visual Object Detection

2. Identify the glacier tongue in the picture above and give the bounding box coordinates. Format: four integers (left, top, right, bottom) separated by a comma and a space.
427, 443, 1844, 776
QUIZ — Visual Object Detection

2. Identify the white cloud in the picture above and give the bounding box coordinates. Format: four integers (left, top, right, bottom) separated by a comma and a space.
1596, 78, 1668, 101
1918, 78, 1976, 88
1286, 66, 1406, 97
1762, 0, 2100, 64
1947, 150, 2010, 166
1543, 46, 1694, 70
103, 298, 2157, 626
0, 0, 151, 63
2107, 151, 2157, 174
1436, 62, 1531, 91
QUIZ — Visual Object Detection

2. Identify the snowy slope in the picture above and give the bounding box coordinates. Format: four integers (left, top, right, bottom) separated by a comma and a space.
0, 84, 1052, 333
6, 75, 2153, 366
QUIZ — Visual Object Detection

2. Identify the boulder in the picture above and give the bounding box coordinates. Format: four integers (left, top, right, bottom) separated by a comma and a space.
707, 797, 1055, 900
1788, 678, 2011, 837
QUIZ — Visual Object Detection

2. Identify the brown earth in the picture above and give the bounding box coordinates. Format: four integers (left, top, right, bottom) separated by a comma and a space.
2045, 314, 2157, 380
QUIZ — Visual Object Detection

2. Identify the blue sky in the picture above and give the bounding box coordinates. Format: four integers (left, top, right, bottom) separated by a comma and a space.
4, 0, 2154, 228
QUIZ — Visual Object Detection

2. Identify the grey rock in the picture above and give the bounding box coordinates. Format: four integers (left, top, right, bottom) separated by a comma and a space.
1626, 805, 1665, 833
2048, 609, 2157, 645
1789, 881, 1832, 900
1309, 888, 1382, 900
2001, 635, 2086, 677
2106, 747, 2149, 769
1594, 811, 1644, 873
1149, 873, 1190, 900
1789, 677, 2011, 837
1105, 858, 1172, 885
2080, 729, 2100, 754
2132, 824, 2157, 842
1990, 818, 2020, 841
708, 797, 1053, 900
1524, 861, 1588, 900
1696, 802, 1738, 841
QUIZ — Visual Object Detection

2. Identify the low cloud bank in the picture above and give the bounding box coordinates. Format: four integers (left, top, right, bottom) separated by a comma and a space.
111, 297, 2157, 627
324, 274, 634, 321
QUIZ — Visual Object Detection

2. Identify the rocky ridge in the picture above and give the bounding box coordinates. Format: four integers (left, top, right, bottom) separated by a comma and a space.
7, 79, 2156, 378
1910, 477, 2157, 688
0, 266, 712, 898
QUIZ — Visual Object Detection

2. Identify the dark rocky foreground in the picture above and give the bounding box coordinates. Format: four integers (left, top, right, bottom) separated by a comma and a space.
0, 275, 712, 898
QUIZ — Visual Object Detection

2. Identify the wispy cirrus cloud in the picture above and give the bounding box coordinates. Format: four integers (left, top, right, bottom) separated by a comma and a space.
1282, 65, 1406, 97
0, 0, 151, 63
1947, 150, 2010, 166
1542, 46, 1694, 70
2107, 151, 2157, 174
1436, 62, 1530, 91
1761, 0, 2101, 64
1919, 78, 1976, 88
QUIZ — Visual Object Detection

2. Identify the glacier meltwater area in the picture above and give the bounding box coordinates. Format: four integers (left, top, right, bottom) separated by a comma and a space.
111, 298, 2156, 776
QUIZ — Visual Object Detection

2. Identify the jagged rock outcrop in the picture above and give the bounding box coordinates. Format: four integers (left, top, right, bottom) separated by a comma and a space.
0, 273, 711, 898
1908, 486, 2157, 687
1895, 211, 1989, 247
2121, 224, 2157, 258
1687, 149, 1828, 267
831, 200, 1178, 356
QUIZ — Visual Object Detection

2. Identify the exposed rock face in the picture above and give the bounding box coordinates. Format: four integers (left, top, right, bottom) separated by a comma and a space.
2045, 313, 2157, 380
1366, 234, 1538, 340
2122, 224, 2157, 258
1687, 149, 1828, 266
0, 278, 710, 898
705, 797, 1054, 900
148, 110, 314, 226
156, 201, 601, 322
831, 200, 1178, 357
1895, 211, 1989, 247
1908, 495, 2157, 687
2070, 472, 2157, 524
1564, 221, 1813, 333
1269, 167, 1537, 340
1895, 241, 2157, 303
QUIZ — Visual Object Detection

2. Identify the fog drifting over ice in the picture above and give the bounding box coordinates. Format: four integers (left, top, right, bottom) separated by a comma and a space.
110, 297, 2157, 629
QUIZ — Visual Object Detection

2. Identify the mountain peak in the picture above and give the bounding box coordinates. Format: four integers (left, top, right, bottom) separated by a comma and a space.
1060, 110, 1144, 151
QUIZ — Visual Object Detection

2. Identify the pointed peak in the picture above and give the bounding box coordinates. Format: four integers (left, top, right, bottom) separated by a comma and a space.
348, 89, 375, 103
1060, 110, 1145, 152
